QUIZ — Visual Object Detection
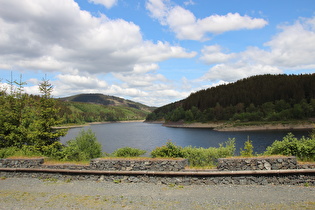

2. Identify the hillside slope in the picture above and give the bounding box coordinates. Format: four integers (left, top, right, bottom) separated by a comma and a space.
57, 94, 155, 124
147, 74, 315, 123
60, 93, 155, 112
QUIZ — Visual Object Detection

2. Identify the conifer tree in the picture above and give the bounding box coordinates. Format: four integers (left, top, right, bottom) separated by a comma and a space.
0, 76, 33, 147
0, 75, 67, 149
29, 77, 67, 148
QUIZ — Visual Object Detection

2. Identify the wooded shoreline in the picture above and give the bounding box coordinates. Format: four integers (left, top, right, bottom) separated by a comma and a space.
55, 120, 314, 132
162, 121, 314, 131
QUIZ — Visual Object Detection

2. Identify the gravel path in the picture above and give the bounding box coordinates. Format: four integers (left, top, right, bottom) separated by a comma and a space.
0, 178, 315, 209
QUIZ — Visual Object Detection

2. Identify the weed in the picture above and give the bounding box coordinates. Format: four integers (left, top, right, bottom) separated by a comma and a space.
113, 179, 121, 184
41, 177, 58, 183
167, 183, 184, 189
168, 183, 176, 187
64, 178, 72, 183
240, 138, 254, 157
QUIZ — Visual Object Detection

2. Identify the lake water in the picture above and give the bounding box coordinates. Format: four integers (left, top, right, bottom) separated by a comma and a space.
60, 122, 312, 155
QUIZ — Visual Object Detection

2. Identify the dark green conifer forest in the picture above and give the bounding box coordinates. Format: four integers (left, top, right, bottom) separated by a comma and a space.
147, 74, 315, 122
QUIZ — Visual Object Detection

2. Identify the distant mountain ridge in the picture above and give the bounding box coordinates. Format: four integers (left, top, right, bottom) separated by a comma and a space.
59, 93, 155, 112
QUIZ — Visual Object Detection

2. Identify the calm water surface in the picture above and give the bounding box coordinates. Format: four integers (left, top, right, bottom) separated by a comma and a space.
60, 122, 311, 155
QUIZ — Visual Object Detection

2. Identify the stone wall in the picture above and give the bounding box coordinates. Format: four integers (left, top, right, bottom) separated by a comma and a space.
41, 164, 90, 170
0, 171, 314, 186
0, 158, 188, 172
90, 158, 188, 171
1, 157, 315, 186
298, 164, 315, 169
0, 158, 44, 168
217, 156, 297, 171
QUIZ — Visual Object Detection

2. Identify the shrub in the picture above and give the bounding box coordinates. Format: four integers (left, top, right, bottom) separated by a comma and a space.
151, 141, 184, 158
150, 139, 235, 167
0, 147, 19, 158
112, 147, 146, 157
0, 145, 42, 158
41, 142, 65, 160
240, 138, 254, 157
18, 145, 42, 157
182, 138, 235, 167
0, 129, 103, 161
62, 129, 102, 161
264, 133, 315, 161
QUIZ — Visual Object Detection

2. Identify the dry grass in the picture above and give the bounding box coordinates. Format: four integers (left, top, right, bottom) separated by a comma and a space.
298, 161, 315, 165
222, 155, 290, 159
5, 156, 44, 159
43, 159, 89, 166
98, 157, 185, 161
185, 165, 217, 170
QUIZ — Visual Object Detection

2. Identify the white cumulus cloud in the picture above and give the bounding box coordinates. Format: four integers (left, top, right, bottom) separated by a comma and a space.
200, 45, 237, 64
0, 0, 195, 75
146, 0, 268, 41
201, 63, 282, 82
88, 0, 118, 9
264, 17, 315, 69
199, 16, 315, 83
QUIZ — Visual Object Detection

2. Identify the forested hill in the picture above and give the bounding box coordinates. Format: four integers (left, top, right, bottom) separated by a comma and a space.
146, 74, 315, 122
59, 93, 155, 112
57, 94, 155, 124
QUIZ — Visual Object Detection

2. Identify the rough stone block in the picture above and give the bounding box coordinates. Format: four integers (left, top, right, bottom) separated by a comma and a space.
217, 156, 297, 171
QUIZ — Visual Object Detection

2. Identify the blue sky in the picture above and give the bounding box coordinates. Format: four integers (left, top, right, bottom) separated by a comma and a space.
0, 0, 315, 106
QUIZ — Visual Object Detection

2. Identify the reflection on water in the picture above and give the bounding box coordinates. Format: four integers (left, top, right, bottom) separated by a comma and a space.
60, 122, 311, 155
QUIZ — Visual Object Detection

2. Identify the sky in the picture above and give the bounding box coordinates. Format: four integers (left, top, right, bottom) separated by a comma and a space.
0, 0, 315, 107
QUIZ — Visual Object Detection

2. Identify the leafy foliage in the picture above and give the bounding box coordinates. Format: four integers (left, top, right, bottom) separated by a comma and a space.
264, 133, 315, 161
62, 129, 102, 161
112, 147, 146, 157
151, 139, 235, 167
151, 141, 185, 158
182, 139, 236, 167
41, 142, 65, 160
240, 138, 254, 157
0, 147, 20, 158
0, 145, 42, 158
0, 129, 103, 162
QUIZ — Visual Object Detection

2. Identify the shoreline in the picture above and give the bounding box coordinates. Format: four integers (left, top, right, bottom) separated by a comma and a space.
216, 124, 314, 131
162, 122, 314, 131
55, 120, 314, 132
54, 120, 145, 129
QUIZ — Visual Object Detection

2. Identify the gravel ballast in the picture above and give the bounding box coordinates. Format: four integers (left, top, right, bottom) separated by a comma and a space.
0, 178, 315, 209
